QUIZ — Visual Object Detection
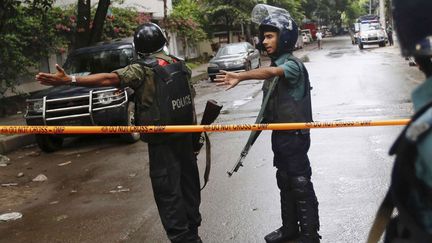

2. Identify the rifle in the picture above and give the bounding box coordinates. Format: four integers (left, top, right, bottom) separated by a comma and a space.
193, 100, 223, 189
193, 100, 223, 154
227, 76, 279, 177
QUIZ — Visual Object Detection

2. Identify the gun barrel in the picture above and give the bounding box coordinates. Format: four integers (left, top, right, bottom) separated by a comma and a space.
227, 154, 246, 177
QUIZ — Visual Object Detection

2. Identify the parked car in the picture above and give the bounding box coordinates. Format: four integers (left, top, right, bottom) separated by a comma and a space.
301, 29, 313, 43
207, 42, 261, 82
302, 32, 311, 44
25, 38, 140, 152
295, 30, 304, 49
321, 26, 332, 37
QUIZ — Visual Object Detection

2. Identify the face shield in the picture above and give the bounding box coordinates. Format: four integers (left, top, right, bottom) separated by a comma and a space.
251, 4, 291, 25
252, 4, 297, 55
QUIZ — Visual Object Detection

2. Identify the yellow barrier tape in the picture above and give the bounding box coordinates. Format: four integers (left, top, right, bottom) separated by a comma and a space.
0, 119, 410, 134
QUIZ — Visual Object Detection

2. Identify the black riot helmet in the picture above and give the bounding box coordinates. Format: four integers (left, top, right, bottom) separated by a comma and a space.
392, 0, 432, 57
133, 23, 167, 55
259, 13, 298, 54
252, 4, 298, 55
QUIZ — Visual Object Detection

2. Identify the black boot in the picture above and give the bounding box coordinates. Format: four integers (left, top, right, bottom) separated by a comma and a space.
265, 170, 300, 243
186, 227, 202, 243
291, 176, 321, 243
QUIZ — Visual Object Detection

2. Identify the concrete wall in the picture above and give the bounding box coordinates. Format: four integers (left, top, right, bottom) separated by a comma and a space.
54, 0, 172, 18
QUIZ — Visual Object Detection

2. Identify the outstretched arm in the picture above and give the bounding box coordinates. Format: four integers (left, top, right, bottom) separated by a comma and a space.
36, 64, 120, 87
214, 66, 284, 90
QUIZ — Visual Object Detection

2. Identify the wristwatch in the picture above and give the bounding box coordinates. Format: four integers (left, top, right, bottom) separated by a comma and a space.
71, 75, 77, 86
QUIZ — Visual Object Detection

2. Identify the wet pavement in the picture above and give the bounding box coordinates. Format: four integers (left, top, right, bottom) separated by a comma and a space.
0, 36, 425, 243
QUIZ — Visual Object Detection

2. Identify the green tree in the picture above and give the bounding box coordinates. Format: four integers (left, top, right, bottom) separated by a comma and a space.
163, 0, 207, 59
0, 0, 62, 97
343, 0, 368, 26
0, 1, 145, 98
204, 0, 259, 43
267, 0, 304, 24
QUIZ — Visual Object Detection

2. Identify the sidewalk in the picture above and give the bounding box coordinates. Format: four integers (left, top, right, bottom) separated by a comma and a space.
0, 114, 34, 154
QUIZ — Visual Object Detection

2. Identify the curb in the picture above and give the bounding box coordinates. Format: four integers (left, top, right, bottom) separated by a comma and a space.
0, 134, 35, 154
191, 72, 208, 84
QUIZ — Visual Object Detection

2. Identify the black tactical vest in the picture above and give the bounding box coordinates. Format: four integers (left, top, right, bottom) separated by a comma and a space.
387, 102, 432, 241
262, 55, 313, 132
135, 57, 195, 143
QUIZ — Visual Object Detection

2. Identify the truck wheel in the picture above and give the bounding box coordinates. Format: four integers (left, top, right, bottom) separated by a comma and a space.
121, 101, 141, 143
359, 43, 364, 50
379, 42, 385, 47
36, 134, 63, 152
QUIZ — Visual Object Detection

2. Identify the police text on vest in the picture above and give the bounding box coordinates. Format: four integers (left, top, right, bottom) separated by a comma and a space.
172, 95, 192, 110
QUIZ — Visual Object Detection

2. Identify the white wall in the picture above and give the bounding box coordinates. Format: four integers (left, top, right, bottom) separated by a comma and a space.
54, 0, 172, 19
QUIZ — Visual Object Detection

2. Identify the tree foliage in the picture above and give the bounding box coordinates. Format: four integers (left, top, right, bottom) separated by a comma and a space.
0, 0, 59, 97
203, 0, 259, 43
163, 0, 207, 58
267, 0, 304, 24
0, 0, 146, 97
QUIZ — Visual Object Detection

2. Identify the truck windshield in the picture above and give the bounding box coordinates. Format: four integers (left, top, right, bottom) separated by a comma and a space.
360, 23, 381, 31
63, 47, 134, 74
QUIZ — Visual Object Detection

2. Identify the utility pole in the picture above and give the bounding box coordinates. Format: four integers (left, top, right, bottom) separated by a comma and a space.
369, 0, 372, 14
379, 0, 386, 29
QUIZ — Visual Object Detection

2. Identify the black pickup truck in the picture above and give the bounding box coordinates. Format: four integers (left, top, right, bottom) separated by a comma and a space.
25, 38, 140, 152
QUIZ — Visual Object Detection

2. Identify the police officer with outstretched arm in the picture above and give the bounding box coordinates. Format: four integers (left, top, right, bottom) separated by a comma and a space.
367, 1, 432, 242
36, 23, 202, 243
216, 5, 320, 243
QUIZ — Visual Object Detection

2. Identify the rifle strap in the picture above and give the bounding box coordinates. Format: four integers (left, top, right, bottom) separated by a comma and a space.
258, 76, 279, 123
243, 76, 278, 152
200, 132, 211, 190
366, 190, 394, 243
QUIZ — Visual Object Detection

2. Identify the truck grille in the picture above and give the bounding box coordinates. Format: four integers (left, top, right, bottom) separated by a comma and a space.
25, 88, 129, 125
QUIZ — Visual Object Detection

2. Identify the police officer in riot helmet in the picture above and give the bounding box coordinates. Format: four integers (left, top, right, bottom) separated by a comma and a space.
367, 1, 432, 242
217, 6, 321, 243
36, 22, 202, 243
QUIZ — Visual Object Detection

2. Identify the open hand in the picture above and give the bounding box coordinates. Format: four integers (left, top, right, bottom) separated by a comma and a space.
214, 70, 241, 90
35, 64, 70, 86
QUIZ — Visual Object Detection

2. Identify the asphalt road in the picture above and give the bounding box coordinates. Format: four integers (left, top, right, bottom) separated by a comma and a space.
0, 36, 425, 243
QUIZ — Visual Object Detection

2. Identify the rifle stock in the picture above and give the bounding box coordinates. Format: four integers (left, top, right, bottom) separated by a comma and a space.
193, 100, 223, 153
200, 100, 223, 125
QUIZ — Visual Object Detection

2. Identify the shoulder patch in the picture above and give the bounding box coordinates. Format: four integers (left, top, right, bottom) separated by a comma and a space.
406, 108, 432, 142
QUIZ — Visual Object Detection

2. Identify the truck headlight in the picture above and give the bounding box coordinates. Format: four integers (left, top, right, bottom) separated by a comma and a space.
96, 92, 114, 105
27, 100, 43, 113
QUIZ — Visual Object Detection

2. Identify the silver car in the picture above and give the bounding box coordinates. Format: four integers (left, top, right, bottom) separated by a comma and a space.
207, 42, 261, 81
